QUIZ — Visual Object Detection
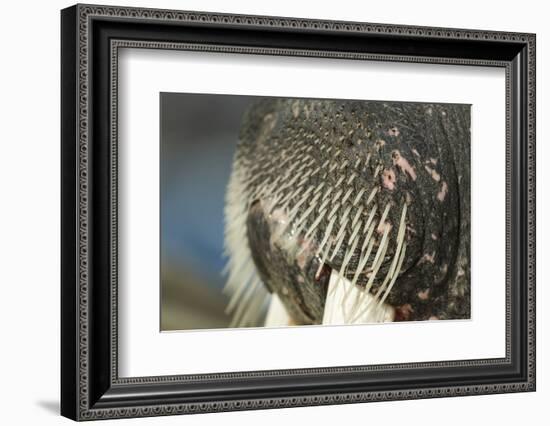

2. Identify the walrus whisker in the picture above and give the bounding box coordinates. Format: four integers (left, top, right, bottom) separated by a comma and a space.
372, 203, 408, 305
327, 204, 340, 222
295, 206, 327, 241
282, 201, 310, 231
238, 288, 270, 328
373, 165, 381, 179
340, 188, 354, 205
265, 192, 285, 213
275, 185, 303, 213
335, 219, 364, 299
365, 153, 372, 168
348, 218, 364, 250
317, 194, 332, 213
302, 207, 329, 242
352, 188, 366, 206
313, 214, 337, 258
223, 213, 247, 234
351, 205, 365, 229
349, 220, 391, 320
313, 181, 326, 195
225, 264, 257, 313
272, 191, 320, 241
338, 205, 353, 227
223, 260, 251, 295
350, 221, 377, 287
294, 157, 313, 176
223, 255, 253, 292
328, 203, 362, 261
281, 186, 314, 212
362, 203, 392, 292
309, 165, 322, 177
341, 235, 365, 304
275, 150, 298, 170
346, 173, 357, 186
328, 221, 350, 262
379, 242, 407, 307
296, 174, 311, 189
365, 186, 379, 205
323, 269, 387, 324
361, 205, 378, 238
278, 180, 310, 212
228, 279, 261, 327
223, 171, 263, 318
249, 177, 277, 202
340, 222, 362, 274
315, 240, 333, 280
271, 172, 301, 196
334, 174, 345, 187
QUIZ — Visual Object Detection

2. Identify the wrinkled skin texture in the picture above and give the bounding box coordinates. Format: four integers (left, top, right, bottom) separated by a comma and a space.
234, 99, 470, 324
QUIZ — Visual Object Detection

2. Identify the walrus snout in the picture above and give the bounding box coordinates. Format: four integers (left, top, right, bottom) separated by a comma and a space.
224, 98, 471, 326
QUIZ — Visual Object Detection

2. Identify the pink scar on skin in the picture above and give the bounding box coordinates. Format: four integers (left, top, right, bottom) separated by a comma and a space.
395, 304, 414, 321
437, 181, 449, 201
296, 253, 308, 270
392, 150, 417, 181
296, 237, 314, 269
418, 289, 430, 300
424, 165, 441, 182
377, 221, 393, 234
387, 127, 400, 137
382, 168, 397, 190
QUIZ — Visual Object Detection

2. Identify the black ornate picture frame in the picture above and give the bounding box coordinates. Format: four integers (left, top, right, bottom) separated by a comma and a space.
61, 3, 536, 421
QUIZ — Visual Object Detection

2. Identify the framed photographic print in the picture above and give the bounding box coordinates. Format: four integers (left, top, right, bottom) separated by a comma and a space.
61, 3, 536, 421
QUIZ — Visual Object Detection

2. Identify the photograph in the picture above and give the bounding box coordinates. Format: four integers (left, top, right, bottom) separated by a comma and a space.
160, 94, 471, 331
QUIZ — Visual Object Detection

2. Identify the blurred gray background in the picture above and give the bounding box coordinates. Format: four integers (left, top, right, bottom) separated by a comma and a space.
160, 92, 257, 331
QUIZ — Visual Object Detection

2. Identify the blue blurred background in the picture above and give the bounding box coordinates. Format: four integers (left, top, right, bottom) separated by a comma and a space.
160, 92, 256, 331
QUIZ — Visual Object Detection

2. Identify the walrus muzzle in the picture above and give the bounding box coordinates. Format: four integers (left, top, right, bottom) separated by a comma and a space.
223, 98, 470, 327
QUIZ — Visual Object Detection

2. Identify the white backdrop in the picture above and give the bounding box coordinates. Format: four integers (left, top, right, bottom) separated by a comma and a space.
119, 50, 506, 377
0, 0, 547, 425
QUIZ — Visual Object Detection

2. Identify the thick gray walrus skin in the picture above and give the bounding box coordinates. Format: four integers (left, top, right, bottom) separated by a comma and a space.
224, 98, 470, 326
